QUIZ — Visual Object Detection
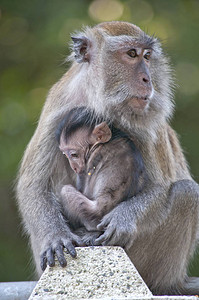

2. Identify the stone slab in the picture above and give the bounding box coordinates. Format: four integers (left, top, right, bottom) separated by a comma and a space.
29, 246, 152, 299
29, 246, 198, 300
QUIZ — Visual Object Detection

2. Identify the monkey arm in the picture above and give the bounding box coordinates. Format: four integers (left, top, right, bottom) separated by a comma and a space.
17, 151, 83, 274
95, 184, 167, 248
16, 77, 86, 275
95, 179, 199, 250
167, 125, 192, 180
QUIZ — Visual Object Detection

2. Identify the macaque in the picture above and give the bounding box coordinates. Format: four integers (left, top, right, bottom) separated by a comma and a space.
16, 21, 199, 295
57, 107, 146, 232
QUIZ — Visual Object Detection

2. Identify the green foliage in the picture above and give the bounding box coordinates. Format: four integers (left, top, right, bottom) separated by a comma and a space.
0, 0, 199, 281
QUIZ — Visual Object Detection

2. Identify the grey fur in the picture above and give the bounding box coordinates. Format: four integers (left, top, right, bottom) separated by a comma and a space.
16, 21, 199, 295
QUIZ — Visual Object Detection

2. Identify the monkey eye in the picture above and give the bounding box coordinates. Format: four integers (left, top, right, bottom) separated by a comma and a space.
144, 51, 151, 61
127, 49, 137, 58
70, 153, 79, 158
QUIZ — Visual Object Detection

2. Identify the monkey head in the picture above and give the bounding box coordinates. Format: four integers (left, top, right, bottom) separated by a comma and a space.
59, 122, 112, 174
70, 21, 174, 130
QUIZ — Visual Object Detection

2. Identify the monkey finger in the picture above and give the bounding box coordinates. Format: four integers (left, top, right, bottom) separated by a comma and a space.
94, 229, 115, 246
40, 252, 47, 271
96, 224, 105, 231
97, 219, 109, 231
63, 241, 77, 258
101, 234, 117, 246
93, 234, 104, 245
97, 214, 113, 231
55, 244, 67, 267
71, 234, 84, 247
46, 248, 55, 267
107, 232, 134, 249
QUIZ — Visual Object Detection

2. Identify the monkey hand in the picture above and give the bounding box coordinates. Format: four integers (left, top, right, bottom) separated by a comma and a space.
40, 231, 83, 271
94, 202, 137, 250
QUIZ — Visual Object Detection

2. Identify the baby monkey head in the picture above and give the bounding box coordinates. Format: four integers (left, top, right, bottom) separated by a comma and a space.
57, 107, 111, 174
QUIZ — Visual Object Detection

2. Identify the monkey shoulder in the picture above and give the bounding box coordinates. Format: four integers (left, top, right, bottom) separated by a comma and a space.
101, 138, 138, 172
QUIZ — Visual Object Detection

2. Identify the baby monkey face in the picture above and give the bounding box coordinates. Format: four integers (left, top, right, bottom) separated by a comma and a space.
59, 122, 112, 174
59, 127, 91, 174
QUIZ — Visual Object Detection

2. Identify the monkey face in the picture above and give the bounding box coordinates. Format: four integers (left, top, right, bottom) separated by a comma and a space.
71, 22, 174, 127
59, 127, 90, 174
103, 44, 154, 115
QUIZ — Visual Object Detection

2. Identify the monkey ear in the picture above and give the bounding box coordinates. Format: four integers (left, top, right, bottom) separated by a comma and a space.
91, 122, 112, 144
71, 36, 90, 63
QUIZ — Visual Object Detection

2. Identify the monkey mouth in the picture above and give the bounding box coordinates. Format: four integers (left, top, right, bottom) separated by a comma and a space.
128, 96, 150, 110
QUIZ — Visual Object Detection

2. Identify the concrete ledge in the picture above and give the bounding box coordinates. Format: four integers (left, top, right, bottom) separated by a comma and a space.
0, 281, 37, 300
29, 246, 198, 300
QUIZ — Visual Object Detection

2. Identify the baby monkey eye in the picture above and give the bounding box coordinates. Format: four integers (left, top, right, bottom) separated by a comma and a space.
144, 51, 151, 60
127, 49, 137, 58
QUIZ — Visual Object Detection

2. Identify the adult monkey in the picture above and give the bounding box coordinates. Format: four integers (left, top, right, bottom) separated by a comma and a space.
17, 21, 199, 295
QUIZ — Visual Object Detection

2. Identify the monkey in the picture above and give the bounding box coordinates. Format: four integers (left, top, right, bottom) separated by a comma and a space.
16, 21, 199, 295
56, 106, 146, 233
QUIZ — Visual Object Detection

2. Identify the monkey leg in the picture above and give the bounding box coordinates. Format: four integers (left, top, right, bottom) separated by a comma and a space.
128, 179, 199, 295
95, 179, 199, 295
61, 185, 99, 230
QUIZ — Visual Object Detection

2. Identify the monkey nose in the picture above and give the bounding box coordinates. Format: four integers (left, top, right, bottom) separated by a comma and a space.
140, 74, 153, 94
76, 168, 84, 174
143, 76, 149, 83
141, 73, 150, 84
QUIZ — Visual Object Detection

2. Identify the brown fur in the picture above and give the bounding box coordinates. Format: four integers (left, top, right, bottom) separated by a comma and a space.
59, 120, 145, 232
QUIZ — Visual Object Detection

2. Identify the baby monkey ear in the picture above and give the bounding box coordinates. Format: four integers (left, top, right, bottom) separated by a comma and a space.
71, 36, 91, 63
91, 122, 112, 144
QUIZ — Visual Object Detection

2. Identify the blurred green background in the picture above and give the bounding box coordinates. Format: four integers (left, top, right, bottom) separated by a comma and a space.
0, 0, 199, 282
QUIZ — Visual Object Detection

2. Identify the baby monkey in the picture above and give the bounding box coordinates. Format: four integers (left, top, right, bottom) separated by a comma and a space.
57, 107, 146, 232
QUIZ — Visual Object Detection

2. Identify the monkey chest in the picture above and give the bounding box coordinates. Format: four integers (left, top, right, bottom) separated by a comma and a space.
76, 165, 103, 200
